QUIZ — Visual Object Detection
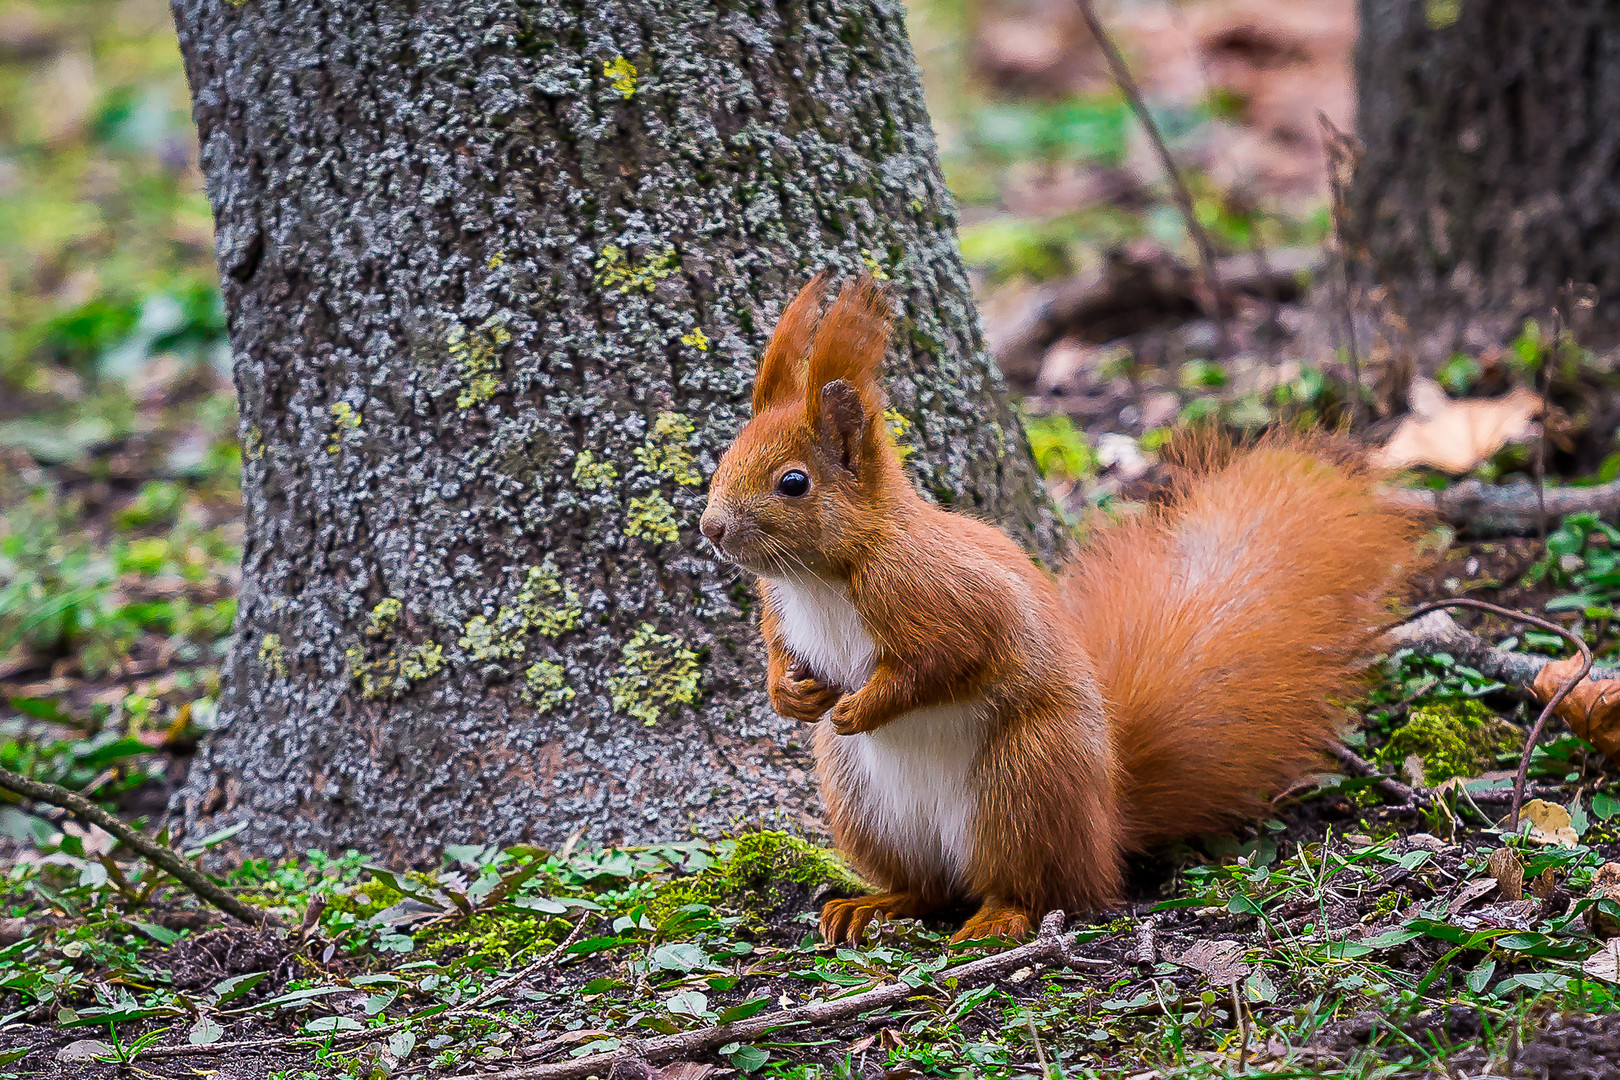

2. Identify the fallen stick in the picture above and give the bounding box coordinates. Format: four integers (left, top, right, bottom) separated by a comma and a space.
1329, 744, 1423, 807
0, 764, 281, 928
1386, 609, 1620, 687
457, 911, 1077, 1080
1384, 478, 1620, 537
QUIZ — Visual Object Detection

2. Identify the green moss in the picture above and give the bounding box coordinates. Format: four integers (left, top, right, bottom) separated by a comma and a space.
346, 640, 446, 701
327, 402, 361, 454
449, 319, 511, 408
1380, 699, 1520, 783
625, 493, 680, 543
520, 661, 575, 713
634, 411, 701, 486
608, 622, 701, 724
603, 56, 638, 98
418, 911, 566, 964
594, 244, 678, 294
366, 598, 402, 638
652, 831, 868, 923
258, 633, 288, 679
571, 450, 618, 491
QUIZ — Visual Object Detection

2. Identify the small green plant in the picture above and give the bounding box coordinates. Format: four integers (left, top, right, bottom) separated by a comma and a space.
1022, 413, 1096, 484
1526, 513, 1620, 620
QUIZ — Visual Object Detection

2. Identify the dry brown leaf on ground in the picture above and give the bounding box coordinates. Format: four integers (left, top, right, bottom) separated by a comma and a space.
1168, 939, 1252, 983
1370, 379, 1543, 474
1585, 937, 1620, 985
1531, 656, 1620, 760
1588, 863, 1620, 939
1486, 847, 1525, 901
1511, 799, 1579, 847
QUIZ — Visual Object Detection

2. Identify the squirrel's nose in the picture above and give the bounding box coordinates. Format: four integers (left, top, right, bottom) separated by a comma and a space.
700, 515, 726, 544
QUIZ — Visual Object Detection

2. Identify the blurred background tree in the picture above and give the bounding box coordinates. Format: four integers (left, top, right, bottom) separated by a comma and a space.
1352, 1, 1620, 352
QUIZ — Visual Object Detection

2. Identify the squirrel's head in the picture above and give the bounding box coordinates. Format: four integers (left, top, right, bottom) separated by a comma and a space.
701, 273, 902, 579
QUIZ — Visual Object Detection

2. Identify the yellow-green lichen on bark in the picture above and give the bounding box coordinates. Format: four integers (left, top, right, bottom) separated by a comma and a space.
347, 640, 446, 701
609, 622, 701, 725
521, 660, 576, 713
459, 610, 527, 662
366, 598, 403, 638
258, 633, 288, 678
327, 402, 361, 454
626, 492, 680, 543
603, 56, 638, 98
243, 425, 264, 461
449, 318, 512, 408
571, 450, 618, 490
882, 407, 915, 462
679, 327, 709, 351
518, 563, 582, 639
594, 244, 678, 294
634, 411, 700, 485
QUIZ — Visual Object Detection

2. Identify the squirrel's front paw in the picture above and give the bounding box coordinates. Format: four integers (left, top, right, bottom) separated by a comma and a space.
829, 697, 880, 736
771, 670, 842, 723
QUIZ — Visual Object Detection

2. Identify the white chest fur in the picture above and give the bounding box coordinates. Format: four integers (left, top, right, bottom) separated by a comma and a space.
765, 575, 984, 892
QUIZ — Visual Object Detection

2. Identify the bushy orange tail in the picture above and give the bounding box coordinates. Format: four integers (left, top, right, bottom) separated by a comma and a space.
1063, 434, 1429, 853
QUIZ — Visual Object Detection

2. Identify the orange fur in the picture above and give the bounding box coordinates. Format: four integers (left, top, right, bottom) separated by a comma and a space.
701, 273, 1430, 944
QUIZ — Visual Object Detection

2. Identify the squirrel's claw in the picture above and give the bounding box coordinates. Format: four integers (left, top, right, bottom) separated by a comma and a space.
951, 900, 1035, 944
818, 892, 925, 946
771, 673, 842, 724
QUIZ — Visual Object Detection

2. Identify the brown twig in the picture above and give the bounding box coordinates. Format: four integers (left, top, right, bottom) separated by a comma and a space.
1318, 113, 1365, 429
456, 912, 1077, 1080
137, 914, 593, 1059
1382, 598, 1592, 828
0, 764, 280, 928
1328, 743, 1422, 808
1071, 0, 1227, 353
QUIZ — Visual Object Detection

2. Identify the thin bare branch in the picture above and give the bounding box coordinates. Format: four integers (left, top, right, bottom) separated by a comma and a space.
0, 765, 280, 927
1070, 0, 1227, 353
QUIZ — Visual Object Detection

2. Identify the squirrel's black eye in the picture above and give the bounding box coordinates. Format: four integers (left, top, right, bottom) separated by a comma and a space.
777, 469, 811, 497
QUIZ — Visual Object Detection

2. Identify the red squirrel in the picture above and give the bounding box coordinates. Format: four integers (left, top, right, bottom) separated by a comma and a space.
699, 273, 1427, 945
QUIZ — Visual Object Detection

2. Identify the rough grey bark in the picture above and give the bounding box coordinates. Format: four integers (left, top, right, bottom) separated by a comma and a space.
170, 0, 1063, 861
1351, 1, 1620, 346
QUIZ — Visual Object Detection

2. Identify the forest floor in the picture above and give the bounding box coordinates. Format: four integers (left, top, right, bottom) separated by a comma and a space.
6, 0, 1620, 1077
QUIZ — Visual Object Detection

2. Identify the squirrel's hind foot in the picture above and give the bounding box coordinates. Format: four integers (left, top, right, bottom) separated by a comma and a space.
951, 899, 1034, 944
819, 892, 929, 946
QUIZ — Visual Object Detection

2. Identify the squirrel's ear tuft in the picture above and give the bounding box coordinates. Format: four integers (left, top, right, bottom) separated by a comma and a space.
752, 273, 829, 415
803, 274, 892, 435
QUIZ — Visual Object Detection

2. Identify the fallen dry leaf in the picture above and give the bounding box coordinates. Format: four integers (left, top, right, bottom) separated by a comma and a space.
1445, 877, 1500, 917
1168, 939, 1252, 982
1589, 863, 1620, 940
1531, 656, 1620, 761
1370, 379, 1542, 474
1486, 847, 1524, 901
1585, 937, 1620, 985
1511, 799, 1579, 847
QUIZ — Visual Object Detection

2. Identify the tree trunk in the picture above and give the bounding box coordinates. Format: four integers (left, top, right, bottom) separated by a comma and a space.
1351, 0, 1620, 349
170, 0, 1062, 861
